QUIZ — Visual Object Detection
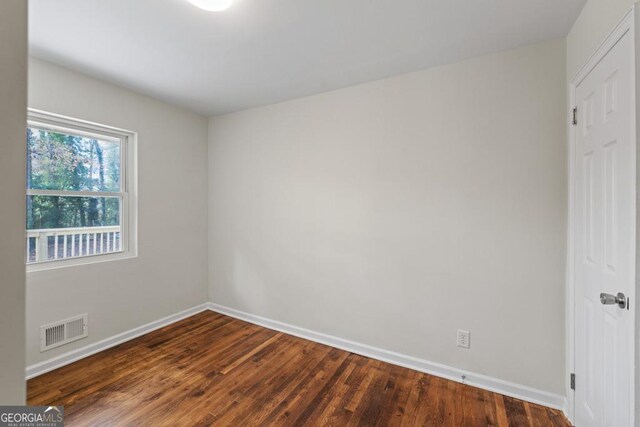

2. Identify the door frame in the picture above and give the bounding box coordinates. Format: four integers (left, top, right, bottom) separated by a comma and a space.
567, 6, 637, 425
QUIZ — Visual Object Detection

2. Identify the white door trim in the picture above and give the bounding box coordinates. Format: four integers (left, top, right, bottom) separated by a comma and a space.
567, 6, 637, 425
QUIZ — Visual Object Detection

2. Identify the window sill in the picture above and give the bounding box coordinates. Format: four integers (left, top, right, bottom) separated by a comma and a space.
26, 250, 138, 273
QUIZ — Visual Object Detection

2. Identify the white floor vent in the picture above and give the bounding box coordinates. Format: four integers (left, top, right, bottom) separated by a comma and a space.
40, 314, 88, 352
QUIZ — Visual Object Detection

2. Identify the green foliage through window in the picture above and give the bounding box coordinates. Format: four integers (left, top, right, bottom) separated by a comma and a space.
27, 195, 120, 230
26, 127, 122, 230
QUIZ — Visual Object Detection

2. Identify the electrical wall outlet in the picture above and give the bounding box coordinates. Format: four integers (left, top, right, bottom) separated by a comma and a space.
457, 329, 470, 349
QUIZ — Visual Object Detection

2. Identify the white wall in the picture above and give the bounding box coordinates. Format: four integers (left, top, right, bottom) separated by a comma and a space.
0, 0, 27, 405
208, 39, 567, 394
26, 58, 209, 366
566, 0, 637, 80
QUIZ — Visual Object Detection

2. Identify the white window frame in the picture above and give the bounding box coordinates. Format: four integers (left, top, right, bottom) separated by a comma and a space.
26, 109, 138, 272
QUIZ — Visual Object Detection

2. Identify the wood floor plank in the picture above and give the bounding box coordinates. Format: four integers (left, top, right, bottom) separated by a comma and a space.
494, 394, 511, 427
503, 395, 531, 427
480, 389, 500, 426
27, 311, 569, 426
377, 364, 416, 427
460, 383, 487, 426
261, 347, 350, 426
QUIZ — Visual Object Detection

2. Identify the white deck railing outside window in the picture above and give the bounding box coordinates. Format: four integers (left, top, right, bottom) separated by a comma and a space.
26, 226, 121, 263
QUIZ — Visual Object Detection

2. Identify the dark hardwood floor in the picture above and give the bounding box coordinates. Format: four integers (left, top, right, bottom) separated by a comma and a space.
28, 311, 569, 426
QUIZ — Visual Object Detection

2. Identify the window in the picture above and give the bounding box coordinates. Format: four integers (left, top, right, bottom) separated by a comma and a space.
26, 110, 137, 268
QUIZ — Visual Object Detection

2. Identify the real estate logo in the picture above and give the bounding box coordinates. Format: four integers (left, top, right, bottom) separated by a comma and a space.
0, 406, 63, 427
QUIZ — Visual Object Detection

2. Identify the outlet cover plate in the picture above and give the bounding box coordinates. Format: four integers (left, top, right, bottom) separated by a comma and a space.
457, 329, 470, 349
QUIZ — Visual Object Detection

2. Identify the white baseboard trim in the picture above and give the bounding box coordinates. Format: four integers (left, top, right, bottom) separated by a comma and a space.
207, 302, 566, 411
25, 303, 210, 380
25, 301, 566, 413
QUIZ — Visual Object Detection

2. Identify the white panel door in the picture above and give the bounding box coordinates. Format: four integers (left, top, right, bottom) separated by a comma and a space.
574, 29, 635, 427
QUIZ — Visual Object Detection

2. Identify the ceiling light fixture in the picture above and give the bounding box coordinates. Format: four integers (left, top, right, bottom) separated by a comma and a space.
187, 0, 233, 12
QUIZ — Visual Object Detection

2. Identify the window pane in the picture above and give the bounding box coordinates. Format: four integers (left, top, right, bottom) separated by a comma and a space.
27, 195, 120, 230
26, 228, 122, 263
27, 127, 121, 192
26, 195, 122, 263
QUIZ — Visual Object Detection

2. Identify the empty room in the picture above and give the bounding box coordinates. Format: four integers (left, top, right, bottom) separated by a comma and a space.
1, 0, 638, 425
